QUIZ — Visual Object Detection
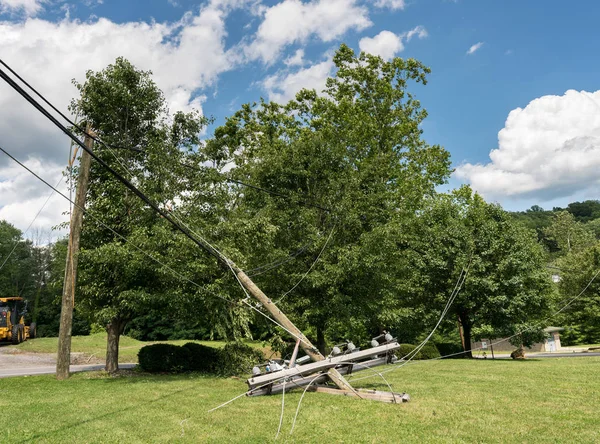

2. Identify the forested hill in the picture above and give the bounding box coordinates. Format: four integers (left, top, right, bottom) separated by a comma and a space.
511, 200, 600, 252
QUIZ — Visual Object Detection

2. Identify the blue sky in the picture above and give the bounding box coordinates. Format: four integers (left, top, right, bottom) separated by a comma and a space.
1, 0, 600, 233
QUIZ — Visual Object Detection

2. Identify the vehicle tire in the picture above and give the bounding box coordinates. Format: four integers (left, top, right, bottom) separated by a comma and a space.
11, 325, 20, 345
29, 322, 37, 339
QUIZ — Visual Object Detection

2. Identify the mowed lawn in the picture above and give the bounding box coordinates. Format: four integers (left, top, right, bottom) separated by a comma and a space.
0, 358, 598, 443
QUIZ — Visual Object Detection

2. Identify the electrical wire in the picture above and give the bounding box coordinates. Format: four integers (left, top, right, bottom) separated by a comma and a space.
274, 221, 337, 304
0, 144, 316, 349
0, 59, 141, 153
0, 175, 63, 272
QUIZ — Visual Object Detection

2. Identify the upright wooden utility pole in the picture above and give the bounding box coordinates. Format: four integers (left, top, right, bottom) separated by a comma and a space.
56, 125, 93, 380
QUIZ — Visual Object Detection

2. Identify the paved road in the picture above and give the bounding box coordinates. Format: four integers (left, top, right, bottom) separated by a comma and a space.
0, 363, 136, 378
532, 352, 600, 358
475, 352, 600, 359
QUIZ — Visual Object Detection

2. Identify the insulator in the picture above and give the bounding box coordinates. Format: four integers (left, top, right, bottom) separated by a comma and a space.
371, 339, 379, 348
347, 342, 356, 352
252, 366, 261, 376
332, 346, 341, 356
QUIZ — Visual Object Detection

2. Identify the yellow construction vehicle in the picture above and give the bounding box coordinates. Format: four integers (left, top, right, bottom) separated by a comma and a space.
0, 297, 35, 344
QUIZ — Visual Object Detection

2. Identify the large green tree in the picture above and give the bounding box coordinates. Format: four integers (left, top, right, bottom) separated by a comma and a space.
71, 58, 215, 371
206, 44, 451, 351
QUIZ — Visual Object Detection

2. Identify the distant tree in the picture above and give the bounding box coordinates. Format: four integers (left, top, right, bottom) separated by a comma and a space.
543, 211, 596, 255
556, 244, 600, 344
402, 187, 553, 357
0, 221, 35, 301
566, 200, 600, 223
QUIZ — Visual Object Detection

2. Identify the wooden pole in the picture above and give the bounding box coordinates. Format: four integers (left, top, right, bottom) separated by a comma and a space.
56, 125, 93, 380
232, 265, 359, 394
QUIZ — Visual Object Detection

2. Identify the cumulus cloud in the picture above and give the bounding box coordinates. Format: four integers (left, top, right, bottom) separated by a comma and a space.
245, 0, 371, 63
359, 26, 427, 59
455, 90, 600, 201
0, 0, 243, 233
262, 56, 334, 103
0, 157, 69, 237
359, 31, 403, 59
466, 41, 484, 55
374, 0, 405, 10
0, 0, 44, 16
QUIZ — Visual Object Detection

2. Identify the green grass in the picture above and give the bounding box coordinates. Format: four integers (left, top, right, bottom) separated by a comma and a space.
10, 334, 267, 363
1, 358, 598, 443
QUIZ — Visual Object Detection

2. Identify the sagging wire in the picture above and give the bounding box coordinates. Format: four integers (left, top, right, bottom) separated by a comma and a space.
274, 220, 337, 305
0, 175, 64, 272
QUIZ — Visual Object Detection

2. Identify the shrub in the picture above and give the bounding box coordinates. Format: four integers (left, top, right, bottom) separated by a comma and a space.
396, 343, 440, 360
138, 343, 191, 373
183, 342, 220, 373
216, 342, 265, 377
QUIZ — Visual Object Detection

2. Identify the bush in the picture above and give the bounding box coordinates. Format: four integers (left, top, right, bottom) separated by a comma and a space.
183, 342, 220, 373
137, 341, 264, 376
396, 343, 440, 360
138, 343, 191, 373
216, 342, 265, 377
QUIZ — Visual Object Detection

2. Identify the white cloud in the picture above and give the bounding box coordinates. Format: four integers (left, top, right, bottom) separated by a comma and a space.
262, 56, 334, 103
0, 0, 244, 234
374, 0, 405, 10
245, 0, 371, 63
466, 41, 484, 55
405, 25, 428, 41
0, 0, 44, 16
359, 26, 428, 59
0, 157, 69, 237
455, 90, 600, 202
359, 31, 403, 59
284, 48, 305, 67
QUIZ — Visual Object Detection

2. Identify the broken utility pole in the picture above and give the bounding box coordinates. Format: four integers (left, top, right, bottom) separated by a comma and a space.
56, 125, 93, 380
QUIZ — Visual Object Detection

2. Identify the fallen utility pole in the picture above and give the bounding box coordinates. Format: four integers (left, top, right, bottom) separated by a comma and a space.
56, 125, 93, 380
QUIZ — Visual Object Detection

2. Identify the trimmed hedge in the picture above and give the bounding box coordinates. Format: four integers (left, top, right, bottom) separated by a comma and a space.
396, 343, 441, 360
137, 343, 191, 373
138, 341, 264, 376
183, 342, 220, 373
435, 342, 464, 359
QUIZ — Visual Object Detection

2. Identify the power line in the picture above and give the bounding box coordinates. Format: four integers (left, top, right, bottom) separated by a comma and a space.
0, 63, 224, 264
0, 143, 316, 349
0, 59, 141, 153
0, 175, 63, 272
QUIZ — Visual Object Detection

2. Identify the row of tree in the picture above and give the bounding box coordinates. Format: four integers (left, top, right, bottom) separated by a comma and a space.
2, 44, 593, 367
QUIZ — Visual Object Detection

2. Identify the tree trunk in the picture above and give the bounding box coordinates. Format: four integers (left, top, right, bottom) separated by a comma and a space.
458, 312, 473, 359
106, 318, 127, 373
316, 324, 326, 355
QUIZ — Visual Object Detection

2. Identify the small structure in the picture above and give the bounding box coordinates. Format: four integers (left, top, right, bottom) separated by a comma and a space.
471, 327, 564, 353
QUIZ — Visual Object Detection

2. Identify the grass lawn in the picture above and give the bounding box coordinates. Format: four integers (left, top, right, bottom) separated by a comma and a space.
0, 357, 598, 443
10, 334, 267, 363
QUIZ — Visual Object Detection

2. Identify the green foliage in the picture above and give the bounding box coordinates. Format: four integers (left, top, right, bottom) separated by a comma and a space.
396, 343, 440, 360
138, 343, 191, 373
401, 187, 553, 356
138, 341, 264, 376
543, 211, 596, 256
209, 43, 452, 350
556, 244, 600, 344
434, 342, 464, 358
216, 342, 265, 377
182, 342, 220, 373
